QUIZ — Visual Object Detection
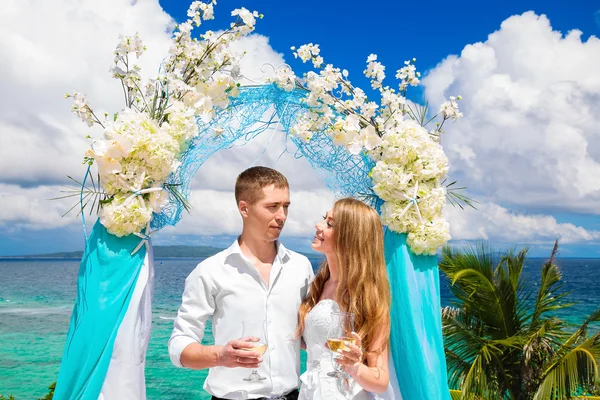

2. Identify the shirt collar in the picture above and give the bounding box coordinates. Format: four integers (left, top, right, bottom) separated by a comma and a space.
224, 238, 291, 265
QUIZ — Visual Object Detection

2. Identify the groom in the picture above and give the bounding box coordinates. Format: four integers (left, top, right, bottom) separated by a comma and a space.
169, 166, 314, 400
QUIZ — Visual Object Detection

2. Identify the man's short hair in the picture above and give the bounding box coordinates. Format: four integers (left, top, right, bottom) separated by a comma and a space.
235, 166, 289, 205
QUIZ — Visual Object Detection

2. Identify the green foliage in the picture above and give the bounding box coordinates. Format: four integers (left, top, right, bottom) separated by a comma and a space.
0, 382, 54, 400
37, 382, 55, 400
441, 240, 600, 400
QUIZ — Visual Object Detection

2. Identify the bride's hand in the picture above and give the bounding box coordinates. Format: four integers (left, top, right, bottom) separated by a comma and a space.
336, 332, 363, 377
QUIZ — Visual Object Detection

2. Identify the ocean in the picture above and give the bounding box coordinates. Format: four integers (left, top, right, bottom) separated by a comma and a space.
1, 257, 599, 398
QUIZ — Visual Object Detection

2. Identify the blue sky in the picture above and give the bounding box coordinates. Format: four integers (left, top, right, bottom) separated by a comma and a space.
0, 0, 599, 257
159, 0, 599, 90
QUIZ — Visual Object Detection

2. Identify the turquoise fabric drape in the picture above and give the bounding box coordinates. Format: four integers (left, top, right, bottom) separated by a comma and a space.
53, 220, 147, 400
384, 229, 450, 400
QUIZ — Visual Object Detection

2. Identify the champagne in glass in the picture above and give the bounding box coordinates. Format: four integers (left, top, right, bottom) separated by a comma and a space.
326, 311, 355, 378
240, 319, 267, 381
327, 337, 356, 353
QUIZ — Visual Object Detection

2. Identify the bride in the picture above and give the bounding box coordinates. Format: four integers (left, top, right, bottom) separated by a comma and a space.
297, 198, 393, 400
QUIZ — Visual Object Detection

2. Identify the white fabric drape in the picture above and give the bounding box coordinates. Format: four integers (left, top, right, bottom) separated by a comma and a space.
99, 245, 155, 400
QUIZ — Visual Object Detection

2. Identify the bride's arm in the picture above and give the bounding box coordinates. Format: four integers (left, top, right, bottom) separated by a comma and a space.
339, 323, 390, 394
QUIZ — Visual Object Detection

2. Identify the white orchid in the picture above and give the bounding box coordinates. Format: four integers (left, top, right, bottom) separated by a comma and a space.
269, 66, 296, 91
68, 91, 95, 127
439, 96, 463, 121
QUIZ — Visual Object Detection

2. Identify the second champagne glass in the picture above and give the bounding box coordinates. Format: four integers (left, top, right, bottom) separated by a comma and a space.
326, 311, 355, 378
240, 319, 268, 381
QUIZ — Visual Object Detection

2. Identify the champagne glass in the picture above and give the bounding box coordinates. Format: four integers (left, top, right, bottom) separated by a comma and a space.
326, 311, 355, 378
240, 319, 268, 381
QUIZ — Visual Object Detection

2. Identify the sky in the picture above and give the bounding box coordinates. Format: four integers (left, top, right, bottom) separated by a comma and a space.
0, 0, 599, 257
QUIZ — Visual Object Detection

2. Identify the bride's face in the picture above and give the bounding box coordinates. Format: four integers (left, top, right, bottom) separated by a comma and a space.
311, 209, 335, 255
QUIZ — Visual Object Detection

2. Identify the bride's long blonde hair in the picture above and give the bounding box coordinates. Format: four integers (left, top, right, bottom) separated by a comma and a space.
297, 198, 391, 357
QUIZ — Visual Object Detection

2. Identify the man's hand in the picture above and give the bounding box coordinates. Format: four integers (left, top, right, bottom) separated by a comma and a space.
218, 336, 263, 368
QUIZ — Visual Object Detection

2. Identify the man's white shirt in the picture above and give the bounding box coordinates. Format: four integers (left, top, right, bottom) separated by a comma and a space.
169, 239, 315, 399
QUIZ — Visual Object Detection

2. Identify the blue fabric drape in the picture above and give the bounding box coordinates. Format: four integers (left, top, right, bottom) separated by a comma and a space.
384, 229, 450, 400
53, 220, 146, 400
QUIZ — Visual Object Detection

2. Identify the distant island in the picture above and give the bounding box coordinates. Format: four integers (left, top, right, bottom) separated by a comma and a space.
1, 245, 321, 260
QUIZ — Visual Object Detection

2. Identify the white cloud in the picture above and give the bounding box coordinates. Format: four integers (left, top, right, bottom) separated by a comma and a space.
445, 202, 600, 244
423, 12, 600, 216
0, 184, 81, 231
0, 0, 175, 185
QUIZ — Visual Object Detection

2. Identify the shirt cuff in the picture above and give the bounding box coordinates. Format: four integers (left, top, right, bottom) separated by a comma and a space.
168, 336, 198, 368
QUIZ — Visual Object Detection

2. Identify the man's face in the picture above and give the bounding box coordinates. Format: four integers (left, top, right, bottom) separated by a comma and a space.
240, 184, 291, 242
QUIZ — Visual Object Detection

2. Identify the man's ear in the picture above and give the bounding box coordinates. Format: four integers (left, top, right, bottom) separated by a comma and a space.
239, 200, 249, 218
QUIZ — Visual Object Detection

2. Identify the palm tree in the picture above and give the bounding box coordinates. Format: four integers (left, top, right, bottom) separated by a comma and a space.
440, 240, 600, 400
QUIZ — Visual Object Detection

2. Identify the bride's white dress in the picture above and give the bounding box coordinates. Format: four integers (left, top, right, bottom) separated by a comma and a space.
299, 299, 369, 400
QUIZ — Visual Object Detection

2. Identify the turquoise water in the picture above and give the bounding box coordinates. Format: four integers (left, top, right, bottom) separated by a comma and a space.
1, 257, 599, 398
0, 258, 314, 399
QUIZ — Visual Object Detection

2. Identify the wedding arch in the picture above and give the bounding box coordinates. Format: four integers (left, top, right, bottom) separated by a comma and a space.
54, 3, 463, 399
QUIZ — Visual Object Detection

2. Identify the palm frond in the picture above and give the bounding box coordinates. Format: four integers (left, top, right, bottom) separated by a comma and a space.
49, 174, 107, 218
449, 389, 463, 400
446, 347, 475, 389
461, 347, 505, 400
534, 333, 600, 400
441, 244, 521, 339
523, 317, 568, 364
560, 309, 600, 354
443, 179, 478, 210
529, 240, 572, 331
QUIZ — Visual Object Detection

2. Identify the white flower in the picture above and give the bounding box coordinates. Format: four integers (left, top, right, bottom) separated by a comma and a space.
69, 91, 95, 127
418, 185, 447, 220
312, 56, 324, 68
290, 120, 314, 142
271, 67, 296, 91
86, 147, 122, 175
371, 162, 414, 202
114, 33, 145, 60
231, 8, 260, 34
293, 43, 320, 63
100, 194, 153, 237
439, 96, 463, 121
185, 91, 214, 123
342, 114, 361, 133
364, 60, 385, 89
164, 101, 198, 151
381, 88, 406, 109
347, 125, 381, 155
380, 201, 410, 234
396, 63, 420, 89
188, 1, 214, 26
147, 189, 170, 213
406, 217, 451, 255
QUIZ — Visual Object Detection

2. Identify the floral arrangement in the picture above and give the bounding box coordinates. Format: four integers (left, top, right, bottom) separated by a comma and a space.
271, 46, 464, 255
66, 1, 261, 238
64, 0, 466, 256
